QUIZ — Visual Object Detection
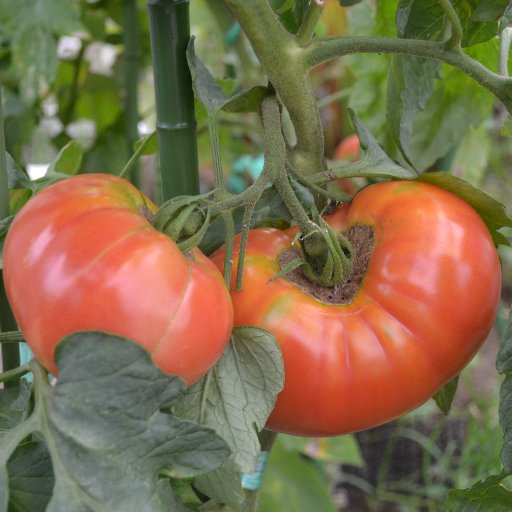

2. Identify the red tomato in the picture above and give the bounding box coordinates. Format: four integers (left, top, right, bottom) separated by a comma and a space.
334, 134, 360, 161
4, 174, 233, 385
211, 181, 501, 436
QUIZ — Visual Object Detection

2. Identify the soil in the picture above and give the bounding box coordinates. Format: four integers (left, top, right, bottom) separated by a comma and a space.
277, 225, 375, 304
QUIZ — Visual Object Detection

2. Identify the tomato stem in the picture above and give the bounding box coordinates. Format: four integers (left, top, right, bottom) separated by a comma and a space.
243, 429, 278, 512
296, 1, 324, 47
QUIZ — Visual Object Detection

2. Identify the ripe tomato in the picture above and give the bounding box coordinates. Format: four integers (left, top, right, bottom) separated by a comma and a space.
333, 134, 360, 161
4, 174, 233, 385
211, 181, 501, 436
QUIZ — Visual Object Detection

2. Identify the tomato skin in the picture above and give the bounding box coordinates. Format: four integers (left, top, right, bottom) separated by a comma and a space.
211, 181, 501, 436
4, 174, 233, 385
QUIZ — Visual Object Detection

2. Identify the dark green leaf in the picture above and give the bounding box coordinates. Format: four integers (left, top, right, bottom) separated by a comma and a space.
497, 311, 512, 374
173, 327, 284, 509
187, 39, 229, 115
446, 474, 512, 511
433, 376, 460, 415
386, 56, 440, 166
471, 0, 510, 22
7, 441, 54, 512
396, 0, 505, 46
0, 388, 26, 433
222, 86, 267, 114
416, 171, 512, 246
339, 0, 363, 5
499, 374, 512, 473
46, 141, 83, 176
0, 332, 230, 512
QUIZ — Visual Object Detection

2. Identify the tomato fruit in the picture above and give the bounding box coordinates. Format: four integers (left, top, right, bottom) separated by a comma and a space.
4, 174, 233, 385
211, 181, 501, 436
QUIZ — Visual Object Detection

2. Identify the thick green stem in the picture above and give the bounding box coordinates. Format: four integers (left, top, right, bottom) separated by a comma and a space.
305, 36, 512, 112
226, 0, 326, 176
0, 88, 20, 386
147, 0, 199, 200
122, 0, 141, 187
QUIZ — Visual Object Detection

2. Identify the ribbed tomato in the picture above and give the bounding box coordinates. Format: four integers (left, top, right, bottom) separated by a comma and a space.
4, 174, 233, 385
211, 181, 501, 436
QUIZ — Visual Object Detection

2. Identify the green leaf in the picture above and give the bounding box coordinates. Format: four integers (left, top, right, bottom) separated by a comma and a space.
188, 40, 266, 118
499, 313, 512, 473
222, 86, 268, 114
433, 375, 460, 415
0, 332, 230, 512
416, 171, 512, 246
396, 0, 507, 47
173, 327, 284, 509
6, 154, 33, 191
258, 438, 337, 512
335, 111, 418, 180
497, 311, 512, 374
279, 434, 364, 467
339, 0, 363, 5
7, 441, 54, 512
446, 474, 512, 511
134, 131, 159, 155
46, 141, 83, 176
386, 55, 440, 166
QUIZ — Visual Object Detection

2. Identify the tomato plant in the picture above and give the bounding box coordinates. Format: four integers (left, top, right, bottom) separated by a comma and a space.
212, 181, 501, 436
3, 173, 233, 384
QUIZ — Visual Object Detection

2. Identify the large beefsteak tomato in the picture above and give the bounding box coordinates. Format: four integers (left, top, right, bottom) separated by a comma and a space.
4, 174, 233, 385
212, 181, 501, 436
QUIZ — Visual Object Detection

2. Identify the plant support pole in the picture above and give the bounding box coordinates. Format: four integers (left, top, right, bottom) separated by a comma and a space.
123, 0, 141, 187
147, 0, 199, 201
0, 87, 20, 384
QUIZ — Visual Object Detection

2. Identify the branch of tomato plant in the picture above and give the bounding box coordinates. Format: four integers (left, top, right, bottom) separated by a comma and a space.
499, 26, 512, 77
0, 86, 20, 386
295, 0, 324, 47
224, 0, 326, 178
122, 0, 141, 188
304, 36, 512, 113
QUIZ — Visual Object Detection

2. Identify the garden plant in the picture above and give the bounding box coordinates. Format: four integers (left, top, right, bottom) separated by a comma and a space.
0, 1, 512, 511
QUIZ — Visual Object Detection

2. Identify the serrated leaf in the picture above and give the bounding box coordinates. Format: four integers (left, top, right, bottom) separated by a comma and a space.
446, 474, 512, 511
499, 374, 512, 473
173, 327, 284, 508
416, 171, 512, 246
386, 55, 440, 166
0, 332, 230, 512
433, 375, 460, 415
46, 141, 83, 176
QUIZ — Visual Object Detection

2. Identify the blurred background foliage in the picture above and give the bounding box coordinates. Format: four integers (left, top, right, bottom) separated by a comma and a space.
0, 0, 510, 510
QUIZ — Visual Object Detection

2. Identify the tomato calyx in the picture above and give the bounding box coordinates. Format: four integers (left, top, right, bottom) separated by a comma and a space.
152, 194, 211, 252
279, 225, 374, 303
